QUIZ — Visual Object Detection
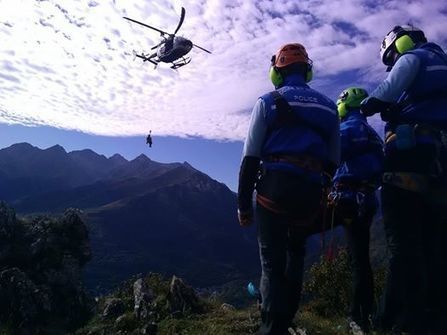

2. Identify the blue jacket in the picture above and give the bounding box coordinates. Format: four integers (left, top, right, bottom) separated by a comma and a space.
397, 43, 447, 126
333, 110, 384, 185
246, 74, 340, 174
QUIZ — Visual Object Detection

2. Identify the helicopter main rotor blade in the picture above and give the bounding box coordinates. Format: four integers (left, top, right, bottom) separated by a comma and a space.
173, 7, 186, 35
123, 17, 169, 36
193, 43, 212, 54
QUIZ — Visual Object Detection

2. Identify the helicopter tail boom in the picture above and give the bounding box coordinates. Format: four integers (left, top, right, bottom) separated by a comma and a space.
134, 52, 158, 66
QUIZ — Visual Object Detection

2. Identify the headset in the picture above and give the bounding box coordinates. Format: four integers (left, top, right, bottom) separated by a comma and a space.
336, 87, 368, 120
269, 55, 313, 87
395, 34, 416, 54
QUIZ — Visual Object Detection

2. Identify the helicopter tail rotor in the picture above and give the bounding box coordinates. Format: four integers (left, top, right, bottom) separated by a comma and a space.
173, 7, 186, 35
132, 50, 138, 61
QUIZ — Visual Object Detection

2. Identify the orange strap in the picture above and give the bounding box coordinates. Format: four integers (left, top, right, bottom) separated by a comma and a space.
256, 194, 288, 214
256, 193, 322, 227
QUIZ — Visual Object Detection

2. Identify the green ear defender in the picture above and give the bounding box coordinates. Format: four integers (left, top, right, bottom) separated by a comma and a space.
305, 65, 313, 83
269, 65, 313, 87
336, 87, 368, 120
269, 67, 283, 87
337, 102, 348, 120
395, 34, 415, 54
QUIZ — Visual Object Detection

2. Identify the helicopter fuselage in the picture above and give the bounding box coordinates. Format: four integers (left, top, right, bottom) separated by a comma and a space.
157, 36, 193, 63
124, 7, 210, 69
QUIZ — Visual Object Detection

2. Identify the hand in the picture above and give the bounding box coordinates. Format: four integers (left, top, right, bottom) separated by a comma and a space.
238, 208, 253, 227
360, 97, 377, 117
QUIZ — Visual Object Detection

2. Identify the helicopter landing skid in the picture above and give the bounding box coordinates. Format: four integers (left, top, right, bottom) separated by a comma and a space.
171, 57, 191, 69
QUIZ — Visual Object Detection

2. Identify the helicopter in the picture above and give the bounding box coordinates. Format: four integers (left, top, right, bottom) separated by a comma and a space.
124, 7, 211, 69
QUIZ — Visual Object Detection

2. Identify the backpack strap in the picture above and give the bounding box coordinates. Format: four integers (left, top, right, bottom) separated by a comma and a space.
268, 91, 329, 141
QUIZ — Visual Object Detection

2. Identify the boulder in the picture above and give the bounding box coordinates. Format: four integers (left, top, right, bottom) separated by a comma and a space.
166, 275, 201, 314
133, 278, 155, 321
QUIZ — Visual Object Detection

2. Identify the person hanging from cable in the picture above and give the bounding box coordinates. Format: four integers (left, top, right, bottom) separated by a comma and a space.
146, 130, 153, 148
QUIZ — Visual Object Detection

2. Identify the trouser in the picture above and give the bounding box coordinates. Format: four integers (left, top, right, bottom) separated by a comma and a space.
344, 212, 374, 327
256, 205, 307, 335
255, 169, 323, 335
376, 184, 444, 334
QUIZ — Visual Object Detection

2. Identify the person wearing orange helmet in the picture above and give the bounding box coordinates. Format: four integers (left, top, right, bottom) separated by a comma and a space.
237, 43, 340, 334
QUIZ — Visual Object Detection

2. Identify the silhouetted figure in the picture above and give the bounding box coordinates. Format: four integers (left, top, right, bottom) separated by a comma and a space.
361, 25, 447, 334
237, 43, 340, 335
333, 87, 384, 333
146, 131, 153, 148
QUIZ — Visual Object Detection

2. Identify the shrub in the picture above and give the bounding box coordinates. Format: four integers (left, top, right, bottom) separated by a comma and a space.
303, 248, 352, 317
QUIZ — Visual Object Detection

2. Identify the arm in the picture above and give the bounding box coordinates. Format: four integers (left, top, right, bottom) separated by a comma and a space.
241, 99, 268, 157
237, 99, 267, 226
361, 53, 420, 118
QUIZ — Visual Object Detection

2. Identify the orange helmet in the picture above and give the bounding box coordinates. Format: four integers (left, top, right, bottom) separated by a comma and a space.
271, 43, 310, 68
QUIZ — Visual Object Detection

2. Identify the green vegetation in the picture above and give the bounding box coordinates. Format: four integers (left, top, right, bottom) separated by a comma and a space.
303, 248, 352, 317
77, 249, 390, 335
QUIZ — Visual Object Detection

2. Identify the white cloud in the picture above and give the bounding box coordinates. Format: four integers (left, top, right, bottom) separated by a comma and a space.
0, 0, 445, 140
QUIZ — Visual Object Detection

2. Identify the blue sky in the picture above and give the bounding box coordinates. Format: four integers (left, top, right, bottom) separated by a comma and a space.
0, 122, 244, 190
0, 0, 446, 190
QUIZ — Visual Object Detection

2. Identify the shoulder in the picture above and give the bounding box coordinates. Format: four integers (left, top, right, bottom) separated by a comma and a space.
291, 86, 338, 113
259, 91, 275, 106
308, 88, 337, 109
389, 52, 421, 76
396, 52, 420, 65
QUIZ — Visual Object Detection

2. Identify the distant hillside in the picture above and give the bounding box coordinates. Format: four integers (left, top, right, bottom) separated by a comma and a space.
0, 143, 387, 294
0, 143, 259, 291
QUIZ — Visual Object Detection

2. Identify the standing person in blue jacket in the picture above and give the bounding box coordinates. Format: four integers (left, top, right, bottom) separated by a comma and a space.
237, 43, 340, 335
361, 25, 447, 334
332, 87, 384, 333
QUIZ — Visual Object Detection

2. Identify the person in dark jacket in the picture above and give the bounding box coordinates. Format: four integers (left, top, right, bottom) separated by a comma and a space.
332, 87, 384, 332
237, 43, 340, 335
146, 131, 153, 147
361, 25, 447, 334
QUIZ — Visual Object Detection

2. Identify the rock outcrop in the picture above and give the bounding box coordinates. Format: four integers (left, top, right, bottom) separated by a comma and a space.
79, 273, 203, 334
0, 202, 93, 334
133, 278, 155, 320
167, 275, 202, 314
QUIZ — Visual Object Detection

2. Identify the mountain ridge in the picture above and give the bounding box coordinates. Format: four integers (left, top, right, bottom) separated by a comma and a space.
0, 143, 257, 291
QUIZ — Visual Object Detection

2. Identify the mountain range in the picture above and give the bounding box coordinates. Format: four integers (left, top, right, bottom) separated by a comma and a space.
0, 143, 260, 291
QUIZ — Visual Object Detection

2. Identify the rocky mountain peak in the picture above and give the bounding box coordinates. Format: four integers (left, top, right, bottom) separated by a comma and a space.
109, 153, 127, 164
45, 144, 67, 154
133, 154, 152, 163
